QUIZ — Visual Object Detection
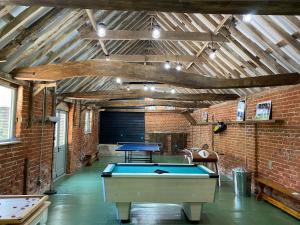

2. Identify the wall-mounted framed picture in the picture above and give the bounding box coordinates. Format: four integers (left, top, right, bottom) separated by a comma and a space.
202, 112, 208, 122
255, 100, 272, 120
236, 100, 246, 121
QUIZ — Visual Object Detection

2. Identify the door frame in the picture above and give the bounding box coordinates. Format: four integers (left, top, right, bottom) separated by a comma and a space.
53, 109, 68, 180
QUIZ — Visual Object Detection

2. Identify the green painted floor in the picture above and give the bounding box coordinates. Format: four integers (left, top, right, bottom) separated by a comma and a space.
48, 155, 299, 225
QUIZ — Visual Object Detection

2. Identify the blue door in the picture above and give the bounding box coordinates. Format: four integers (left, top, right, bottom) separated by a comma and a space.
99, 112, 145, 144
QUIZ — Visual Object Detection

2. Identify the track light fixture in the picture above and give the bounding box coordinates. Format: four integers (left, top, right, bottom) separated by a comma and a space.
116, 77, 122, 84
243, 14, 253, 23
105, 54, 110, 61
175, 63, 182, 71
164, 61, 171, 70
152, 25, 161, 39
209, 49, 217, 60
97, 22, 106, 37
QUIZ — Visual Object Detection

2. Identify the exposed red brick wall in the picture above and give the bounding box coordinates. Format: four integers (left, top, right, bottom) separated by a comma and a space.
0, 86, 99, 195
145, 112, 192, 148
67, 102, 99, 173
191, 84, 300, 209
0, 87, 54, 194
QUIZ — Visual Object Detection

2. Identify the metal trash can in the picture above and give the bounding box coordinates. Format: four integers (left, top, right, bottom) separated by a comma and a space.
232, 167, 252, 196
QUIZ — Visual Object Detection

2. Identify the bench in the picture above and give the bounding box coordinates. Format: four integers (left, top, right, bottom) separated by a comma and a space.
83, 154, 92, 166
255, 177, 300, 220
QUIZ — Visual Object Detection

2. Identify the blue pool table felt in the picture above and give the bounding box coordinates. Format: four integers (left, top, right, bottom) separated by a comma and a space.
112, 164, 209, 174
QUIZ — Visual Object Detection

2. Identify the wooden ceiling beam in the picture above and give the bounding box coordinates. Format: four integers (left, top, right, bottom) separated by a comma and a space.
0, 8, 61, 60
81, 30, 228, 42
0, 6, 44, 40
61, 90, 240, 101
97, 99, 210, 108
97, 54, 203, 63
2, 9, 85, 72
1, 1, 299, 15
13, 61, 300, 89
102, 108, 193, 113
85, 9, 108, 55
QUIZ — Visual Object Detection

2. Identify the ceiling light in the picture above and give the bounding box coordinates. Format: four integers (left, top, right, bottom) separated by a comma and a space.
164, 61, 171, 70
209, 49, 217, 60
97, 22, 106, 37
175, 63, 182, 71
243, 14, 253, 23
126, 87, 131, 91
171, 88, 176, 94
152, 25, 161, 39
144, 86, 149, 91
105, 54, 110, 61
116, 77, 122, 84
150, 86, 156, 91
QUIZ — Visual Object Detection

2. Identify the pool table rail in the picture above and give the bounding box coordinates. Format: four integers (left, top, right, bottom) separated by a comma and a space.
101, 163, 218, 222
101, 163, 219, 179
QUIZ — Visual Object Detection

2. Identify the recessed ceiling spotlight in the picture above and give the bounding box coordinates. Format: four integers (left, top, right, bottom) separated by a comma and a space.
175, 63, 182, 71
243, 14, 253, 23
144, 86, 149, 91
97, 22, 106, 37
209, 49, 217, 60
150, 86, 156, 92
164, 61, 171, 70
126, 86, 131, 91
152, 25, 161, 39
105, 54, 110, 61
116, 77, 122, 84
171, 88, 176, 94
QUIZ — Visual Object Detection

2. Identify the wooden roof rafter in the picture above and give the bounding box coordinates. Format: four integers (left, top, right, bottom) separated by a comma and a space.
1, 0, 299, 15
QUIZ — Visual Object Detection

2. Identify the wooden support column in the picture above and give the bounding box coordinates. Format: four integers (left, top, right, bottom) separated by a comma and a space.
51, 87, 56, 116
27, 81, 34, 128
56, 96, 66, 107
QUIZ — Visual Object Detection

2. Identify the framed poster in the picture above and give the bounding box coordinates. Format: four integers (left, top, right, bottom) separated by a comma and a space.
202, 112, 208, 122
255, 100, 272, 120
236, 100, 246, 121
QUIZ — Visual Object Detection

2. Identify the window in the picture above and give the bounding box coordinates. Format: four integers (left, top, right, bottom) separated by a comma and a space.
165, 106, 175, 110
0, 85, 16, 142
147, 106, 156, 111
84, 110, 92, 134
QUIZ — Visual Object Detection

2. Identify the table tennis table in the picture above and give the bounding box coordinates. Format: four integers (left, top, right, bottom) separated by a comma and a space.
115, 143, 160, 163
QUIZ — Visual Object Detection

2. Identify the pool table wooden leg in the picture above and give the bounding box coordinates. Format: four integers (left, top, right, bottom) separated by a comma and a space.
116, 202, 131, 223
182, 202, 202, 221
23, 202, 50, 225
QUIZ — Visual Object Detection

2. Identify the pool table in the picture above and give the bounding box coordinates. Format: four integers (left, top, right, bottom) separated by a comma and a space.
0, 195, 50, 225
101, 163, 218, 222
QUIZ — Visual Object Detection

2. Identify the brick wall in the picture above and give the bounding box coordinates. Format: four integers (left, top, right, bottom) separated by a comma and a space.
0, 86, 99, 194
67, 102, 99, 173
0, 87, 54, 194
190, 84, 300, 210
145, 112, 192, 148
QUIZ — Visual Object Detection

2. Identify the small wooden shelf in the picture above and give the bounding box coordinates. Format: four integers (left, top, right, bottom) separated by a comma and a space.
195, 119, 284, 126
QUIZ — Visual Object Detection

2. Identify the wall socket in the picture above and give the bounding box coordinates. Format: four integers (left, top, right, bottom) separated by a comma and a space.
268, 160, 273, 170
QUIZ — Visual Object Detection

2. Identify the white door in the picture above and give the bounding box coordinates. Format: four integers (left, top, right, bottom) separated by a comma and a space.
53, 110, 68, 179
